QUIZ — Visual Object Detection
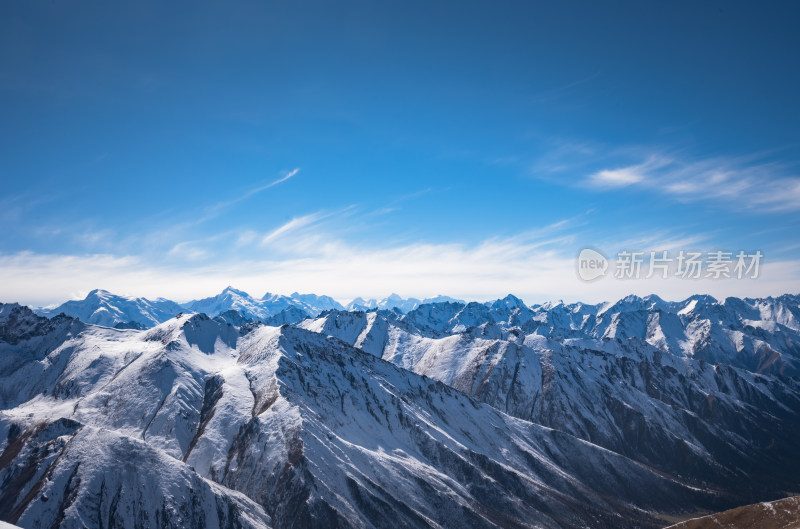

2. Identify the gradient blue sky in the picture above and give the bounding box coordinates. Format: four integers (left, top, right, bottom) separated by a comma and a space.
2, 1, 800, 306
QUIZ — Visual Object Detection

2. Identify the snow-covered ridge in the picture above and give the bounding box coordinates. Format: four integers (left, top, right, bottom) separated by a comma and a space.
2, 299, 800, 527
345, 293, 464, 313
1, 303, 749, 528
27, 290, 800, 377
30, 288, 469, 328
35, 289, 183, 329
295, 294, 800, 507
305, 293, 800, 374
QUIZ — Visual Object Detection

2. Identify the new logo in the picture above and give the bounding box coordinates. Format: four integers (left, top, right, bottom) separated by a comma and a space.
577, 248, 608, 281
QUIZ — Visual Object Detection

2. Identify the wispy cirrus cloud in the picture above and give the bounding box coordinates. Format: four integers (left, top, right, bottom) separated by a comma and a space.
200, 168, 300, 222
261, 212, 322, 245
586, 154, 800, 211
138, 169, 301, 242
0, 192, 60, 223
530, 139, 800, 213
162, 205, 356, 263
63, 169, 303, 258
167, 241, 212, 261
587, 156, 670, 188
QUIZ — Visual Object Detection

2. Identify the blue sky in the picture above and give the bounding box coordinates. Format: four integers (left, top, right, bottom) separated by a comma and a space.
2, 1, 800, 306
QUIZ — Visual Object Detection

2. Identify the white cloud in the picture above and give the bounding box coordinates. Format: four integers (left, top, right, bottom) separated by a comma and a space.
165, 168, 301, 232
589, 167, 645, 187
74, 229, 114, 247
610, 232, 708, 253
215, 168, 299, 211
261, 213, 323, 245
235, 230, 259, 247
587, 154, 800, 211
587, 156, 670, 188
167, 241, 211, 261
2, 229, 798, 308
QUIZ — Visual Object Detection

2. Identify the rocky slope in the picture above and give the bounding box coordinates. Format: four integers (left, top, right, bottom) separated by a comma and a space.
666, 495, 800, 529
0, 304, 733, 528
299, 296, 800, 503
6, 292, 800, 528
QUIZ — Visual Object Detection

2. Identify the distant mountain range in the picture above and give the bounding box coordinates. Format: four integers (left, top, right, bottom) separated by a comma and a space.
345, 293, 464, 313
34, 288, 465, 328
32, 289, 800, 377
2, 290, 799, 528
36, 289, 184, 328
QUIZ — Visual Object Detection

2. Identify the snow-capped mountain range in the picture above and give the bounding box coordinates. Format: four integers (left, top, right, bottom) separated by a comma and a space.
34, 288, 464, 329
35, 288, 800, 377
345, 294, 464, 313
36, 287, 345, 327
2, 290, 800, 528
36, 289, 184, 329
301, 305, 800, 492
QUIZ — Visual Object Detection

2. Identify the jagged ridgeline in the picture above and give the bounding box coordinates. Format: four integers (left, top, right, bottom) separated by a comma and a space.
1, 292, 800, 528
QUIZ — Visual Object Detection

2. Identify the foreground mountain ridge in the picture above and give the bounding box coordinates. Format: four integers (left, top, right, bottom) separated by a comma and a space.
300, 300, 800, 500
0, 304, 738, 528
4, 291, 800, 528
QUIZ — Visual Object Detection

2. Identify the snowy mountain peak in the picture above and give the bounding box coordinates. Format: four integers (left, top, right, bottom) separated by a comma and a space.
422, 294, 465, 304
540, 299, 565, 310
260, 291, 281, 301
36, 289, 184, 329
491, 293, 526, 309
0, 302, 82, 347
345, 296, 377, 310
263, 306, 310, 326
141, 311, 238, 355
0, 302, 24, 319
288, 292, 343, 312
345, 294, 421, 313
685, 293, 719, 306
221, 285, 252, 297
